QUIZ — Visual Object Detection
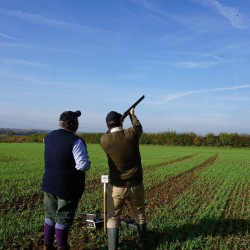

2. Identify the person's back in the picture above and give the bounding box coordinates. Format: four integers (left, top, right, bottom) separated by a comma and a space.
100, 115, 142, 187
42, 128, 86, 200
100, 108, 146, 250
41, 110, 91, 250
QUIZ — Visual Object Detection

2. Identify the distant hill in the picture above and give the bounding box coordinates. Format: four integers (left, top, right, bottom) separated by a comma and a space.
0, 128, 51, 136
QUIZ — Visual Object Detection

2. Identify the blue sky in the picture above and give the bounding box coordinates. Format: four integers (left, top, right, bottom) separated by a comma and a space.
1, 0, 250, 135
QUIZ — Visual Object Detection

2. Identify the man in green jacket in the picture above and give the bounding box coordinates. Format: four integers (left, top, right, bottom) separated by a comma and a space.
100, 108, 146, 250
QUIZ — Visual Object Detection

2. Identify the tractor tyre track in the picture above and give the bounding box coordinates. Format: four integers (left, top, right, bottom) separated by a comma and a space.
145, 154, 218, 220
84, 154, 195, 194
144, 154, 195, 173
122, 154, 218, 221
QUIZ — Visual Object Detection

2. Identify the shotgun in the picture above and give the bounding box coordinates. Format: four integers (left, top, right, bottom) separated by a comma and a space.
121, 95, 145, 121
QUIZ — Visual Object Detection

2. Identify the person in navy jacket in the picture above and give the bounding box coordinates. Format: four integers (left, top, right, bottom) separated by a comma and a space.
41, 110, 91, 250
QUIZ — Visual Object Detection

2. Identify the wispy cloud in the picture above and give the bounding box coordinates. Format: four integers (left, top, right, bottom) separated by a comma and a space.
0, 9, 113, 34
0, 58, 48, 68
177, 61, 219, 69
0, 69, 95, 89
160, 31, 195, 45
0, 32, 21, 41
176, 52, 226, 69
192, 0, 247, 29
131, 0, 171, 26
157, 85, 250, 104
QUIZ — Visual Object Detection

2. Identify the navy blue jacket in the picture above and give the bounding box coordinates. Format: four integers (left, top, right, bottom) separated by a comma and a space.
41, 129, 86, 200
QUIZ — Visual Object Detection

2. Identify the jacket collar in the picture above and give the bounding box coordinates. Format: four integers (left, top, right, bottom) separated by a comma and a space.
110, 126, 124, 133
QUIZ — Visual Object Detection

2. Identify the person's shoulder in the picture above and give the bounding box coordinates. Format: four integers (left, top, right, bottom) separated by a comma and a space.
74, 137, 87, 148
100, 133, 109, 145
125, 126, 142, 135
101, 132, 110, 137
46, 129, 59, 136
50, 128, 65, 133
100, 133, 108, 141
126, 125, 142, 131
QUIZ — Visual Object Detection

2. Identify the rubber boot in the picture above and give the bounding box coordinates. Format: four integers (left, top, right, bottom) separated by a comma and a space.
136, 223, 146, 249
44, 223, 55, 249
107, 228, 119, 250
55, 228, 69, 250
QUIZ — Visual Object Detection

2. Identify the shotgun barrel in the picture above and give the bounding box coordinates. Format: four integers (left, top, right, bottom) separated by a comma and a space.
121, 95, 145, 121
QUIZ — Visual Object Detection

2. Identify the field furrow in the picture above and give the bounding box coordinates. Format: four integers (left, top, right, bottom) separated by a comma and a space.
1, 144, 250, 250
144, 154, 195, 173
121, 155, 218, 221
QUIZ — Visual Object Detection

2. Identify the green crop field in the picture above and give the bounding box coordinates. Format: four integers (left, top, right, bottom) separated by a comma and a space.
1, 143, 250, 249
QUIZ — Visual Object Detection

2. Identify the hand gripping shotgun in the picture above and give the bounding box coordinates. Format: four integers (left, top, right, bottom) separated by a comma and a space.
121, 95, 145, 121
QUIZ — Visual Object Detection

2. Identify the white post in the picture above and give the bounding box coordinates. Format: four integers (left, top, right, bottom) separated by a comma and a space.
101, 175, 109, 235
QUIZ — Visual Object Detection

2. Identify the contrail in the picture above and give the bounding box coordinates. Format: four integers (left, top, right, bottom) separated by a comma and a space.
157, 85, 250, 104
0, 32, 21, 41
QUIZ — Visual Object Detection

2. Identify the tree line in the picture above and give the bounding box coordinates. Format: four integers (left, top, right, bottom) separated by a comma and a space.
1, 131, 250, 147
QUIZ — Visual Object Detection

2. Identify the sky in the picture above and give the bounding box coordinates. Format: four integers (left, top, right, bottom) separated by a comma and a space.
1, 0, 250, 135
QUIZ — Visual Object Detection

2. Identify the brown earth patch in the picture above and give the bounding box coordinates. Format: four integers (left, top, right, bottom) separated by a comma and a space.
0, 193, 43, 214
84, 154, 196, 194
145, 154, 218, 219
144, 154, 195, 173
0, 178, 102, 215
85, 179, 102, 193
122, 154, 218, 220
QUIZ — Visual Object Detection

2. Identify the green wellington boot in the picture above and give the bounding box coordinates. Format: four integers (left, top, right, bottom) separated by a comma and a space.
107, 228, 119, 250
136, 223, 146, 249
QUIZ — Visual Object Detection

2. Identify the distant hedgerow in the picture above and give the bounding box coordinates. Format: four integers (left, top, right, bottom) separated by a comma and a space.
0, 131, 250, 147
